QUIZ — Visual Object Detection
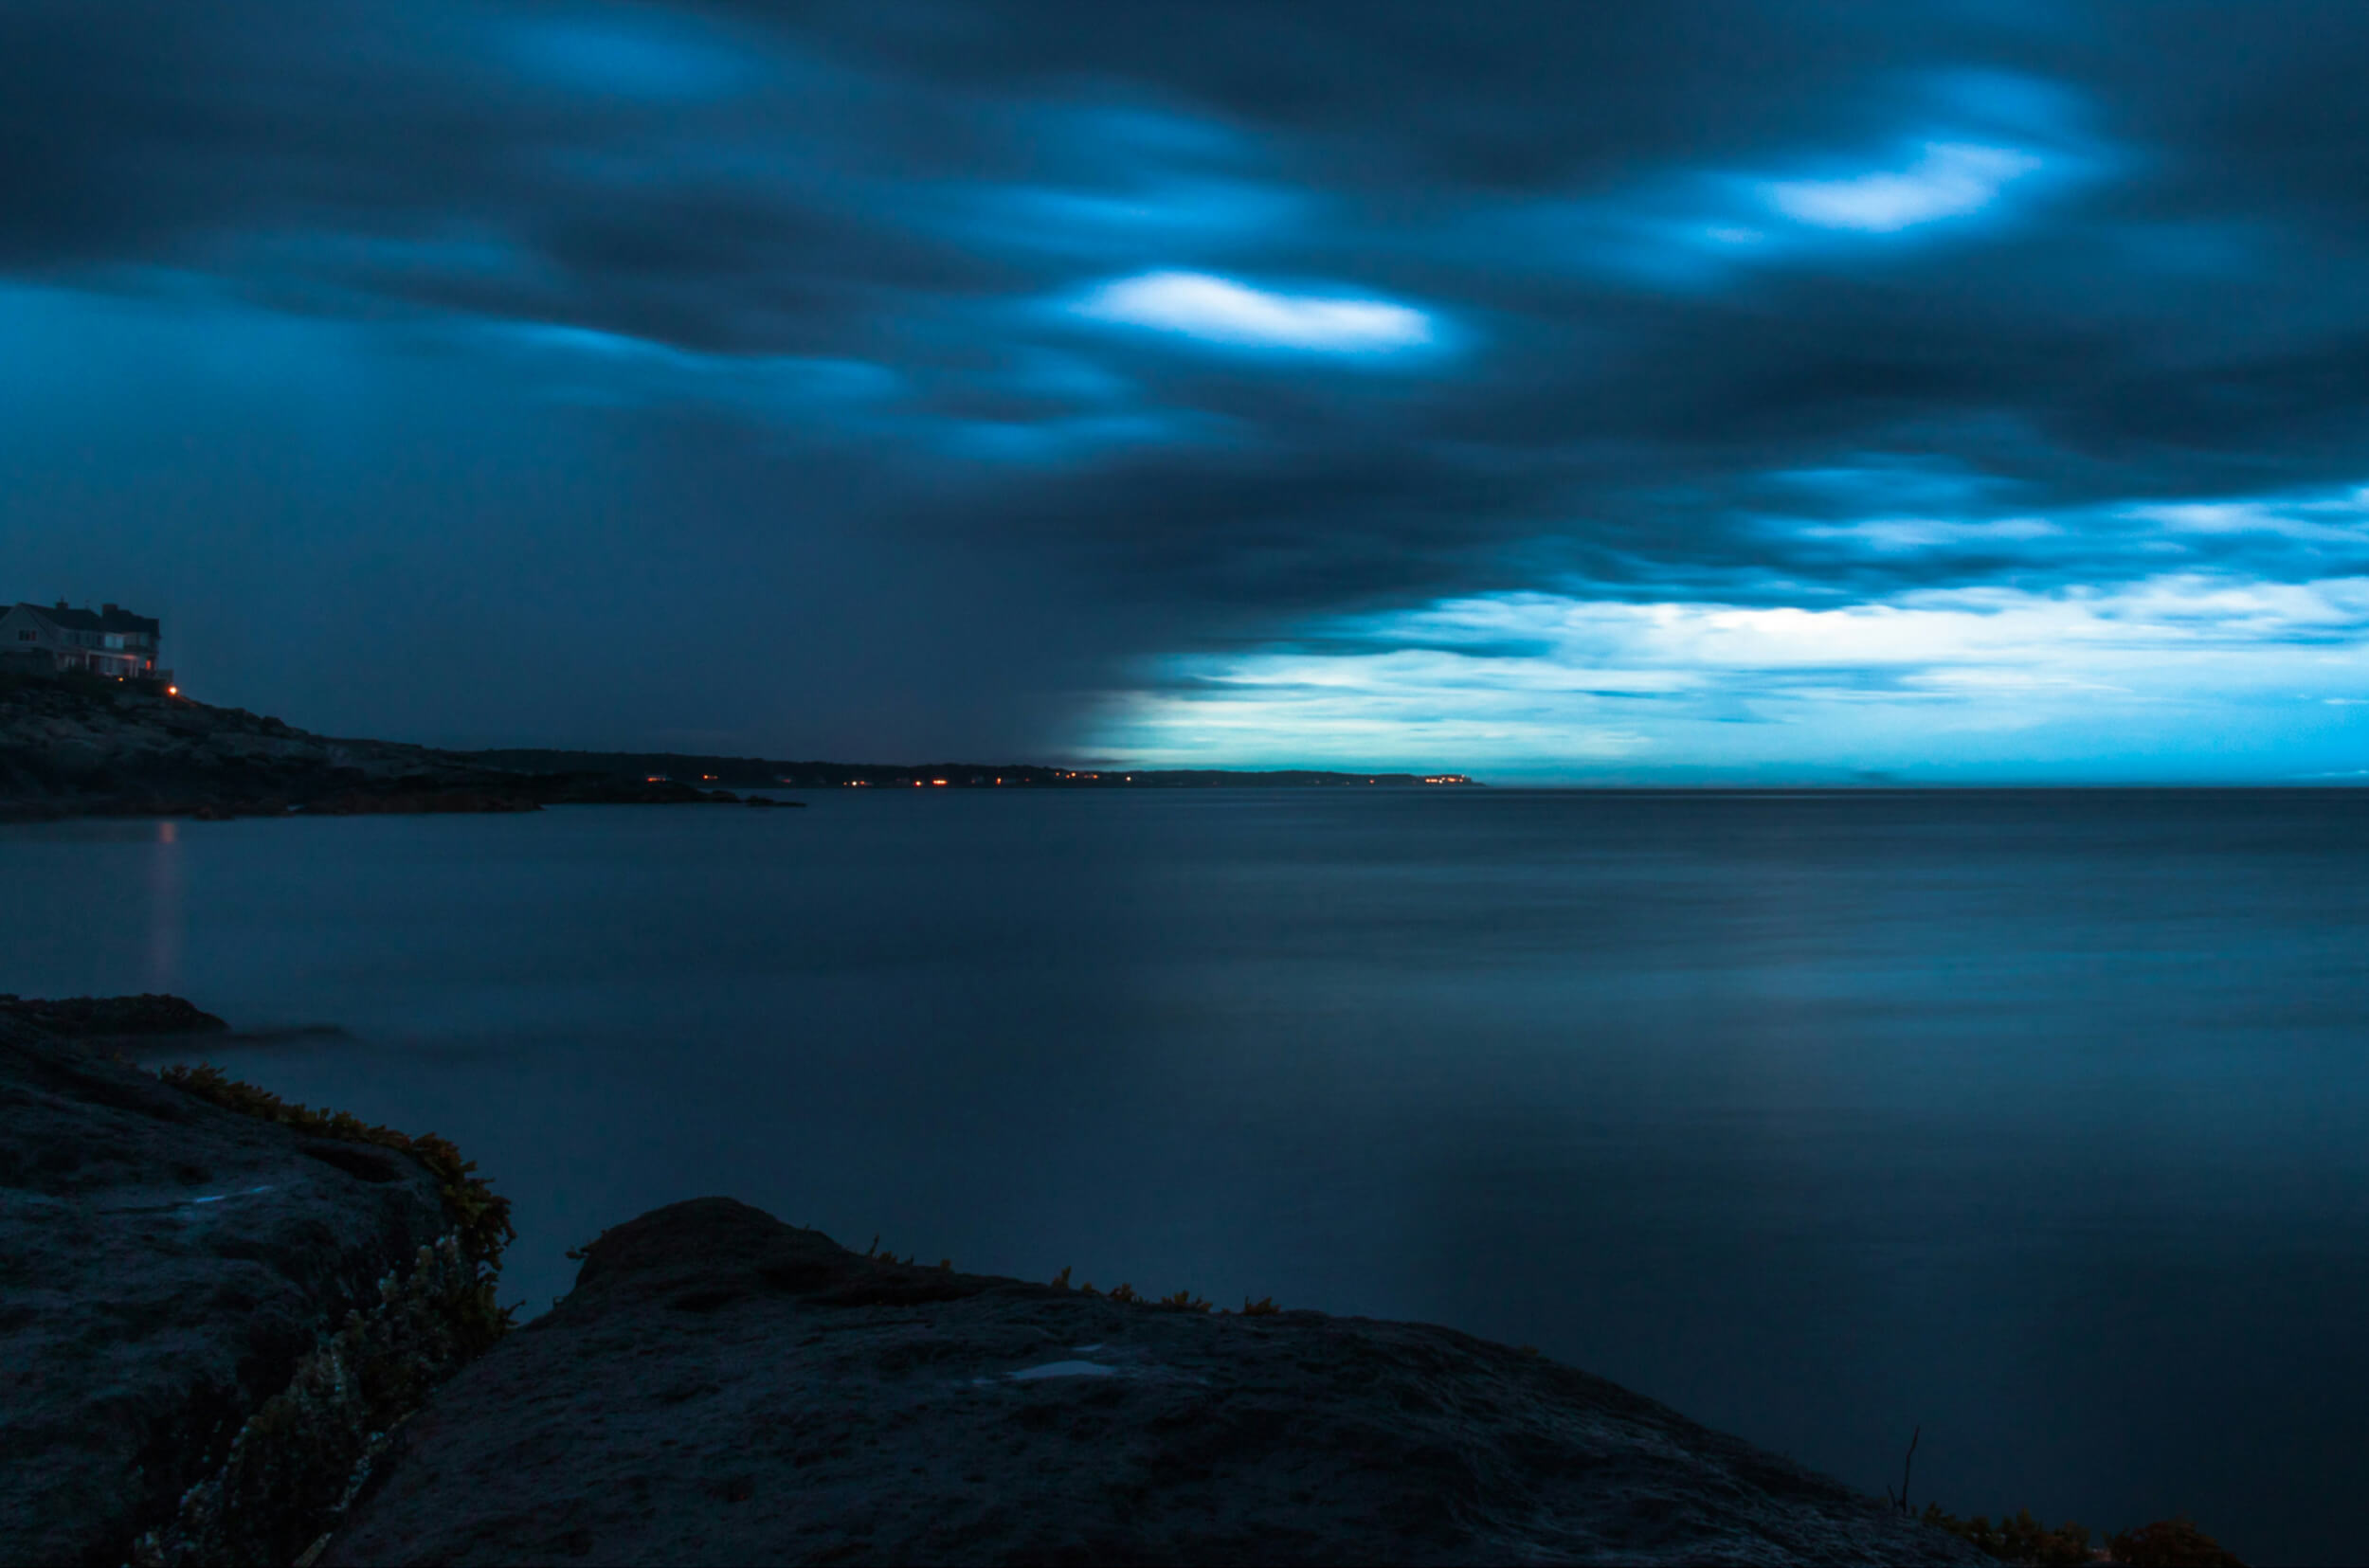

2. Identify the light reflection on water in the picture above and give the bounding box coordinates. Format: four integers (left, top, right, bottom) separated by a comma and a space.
144, 819, 183, 993
5, 789, 2365, 1563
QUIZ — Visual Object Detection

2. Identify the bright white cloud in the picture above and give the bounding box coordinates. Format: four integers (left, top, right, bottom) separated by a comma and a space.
1095, 576, 2369, 781
1795, 516, 2064, 552
1072, 271, 1434, 351
1765, 142, 2041, 232
2136, 496, 2369, 544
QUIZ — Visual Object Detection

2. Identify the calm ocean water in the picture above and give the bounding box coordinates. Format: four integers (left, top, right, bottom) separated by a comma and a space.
7, 789, 2364, 1562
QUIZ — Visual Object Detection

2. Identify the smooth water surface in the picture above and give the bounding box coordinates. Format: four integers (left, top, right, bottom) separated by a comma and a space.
7, 790, 2365, 1562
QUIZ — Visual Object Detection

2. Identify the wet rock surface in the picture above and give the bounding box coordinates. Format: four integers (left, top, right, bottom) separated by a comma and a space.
329, 1199, 1983, 1566
0, 1013, 451, 1566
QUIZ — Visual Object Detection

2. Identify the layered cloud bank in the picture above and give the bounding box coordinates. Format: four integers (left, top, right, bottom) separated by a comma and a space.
1105, 573, 2369, 782
6, 3, 2369, 773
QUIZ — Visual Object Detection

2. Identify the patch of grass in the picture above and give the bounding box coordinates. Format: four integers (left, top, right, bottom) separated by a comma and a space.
132, 1235, 493, 1567
130, 1063, 520, 1565
1919, 1505, 2246, 1566
2106, 1517, 2248, 1566
1918, 1506, 2094, 1565
1045, 1262, 1276, 1314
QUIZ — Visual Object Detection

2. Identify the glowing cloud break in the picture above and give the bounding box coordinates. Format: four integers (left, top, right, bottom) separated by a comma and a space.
1765, 142, 2041, 232
1074, 272, 1433, 352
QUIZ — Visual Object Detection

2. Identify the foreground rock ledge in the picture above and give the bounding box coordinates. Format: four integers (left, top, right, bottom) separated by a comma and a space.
0, 1015, 479, 1566
328, 1199, 1980, 1566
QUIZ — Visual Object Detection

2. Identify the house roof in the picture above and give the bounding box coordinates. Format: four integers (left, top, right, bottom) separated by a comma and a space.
11, 602, 160, 637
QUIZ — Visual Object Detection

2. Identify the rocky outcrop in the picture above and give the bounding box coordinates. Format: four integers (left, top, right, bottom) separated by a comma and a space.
0, 678, 461, 817
0, 1013, 508, 1567
326, 1199, 1984, 1566
0, 992, 226, 1040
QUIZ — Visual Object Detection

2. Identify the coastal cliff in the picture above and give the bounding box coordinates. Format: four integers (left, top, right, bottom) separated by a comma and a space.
0, 676, 766, 819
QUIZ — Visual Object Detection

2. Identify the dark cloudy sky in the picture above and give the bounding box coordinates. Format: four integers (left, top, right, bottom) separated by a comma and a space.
8, 1, 2369, 779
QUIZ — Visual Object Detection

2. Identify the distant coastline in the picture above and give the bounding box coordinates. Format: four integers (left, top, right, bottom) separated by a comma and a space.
467, 748, 1479, 790
0, 670, 1474, 820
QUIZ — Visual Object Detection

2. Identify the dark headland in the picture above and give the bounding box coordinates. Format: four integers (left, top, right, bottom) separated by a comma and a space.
2, 998, 1998, 1568
0, 670, 1470, 821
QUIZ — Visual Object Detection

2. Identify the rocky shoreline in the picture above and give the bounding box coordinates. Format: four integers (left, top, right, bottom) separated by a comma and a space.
0, 676, 797, 820
321, 1199, 1990, 1567
7, 999, 2254, 1565
1, 998, 2000, 1567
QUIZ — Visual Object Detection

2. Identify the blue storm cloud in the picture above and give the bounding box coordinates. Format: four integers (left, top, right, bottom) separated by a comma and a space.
6, 0, 2369, 776
506, 13, 753, 102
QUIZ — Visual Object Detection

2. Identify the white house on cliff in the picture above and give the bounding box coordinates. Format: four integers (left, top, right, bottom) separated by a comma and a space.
0, 601, 170, 684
